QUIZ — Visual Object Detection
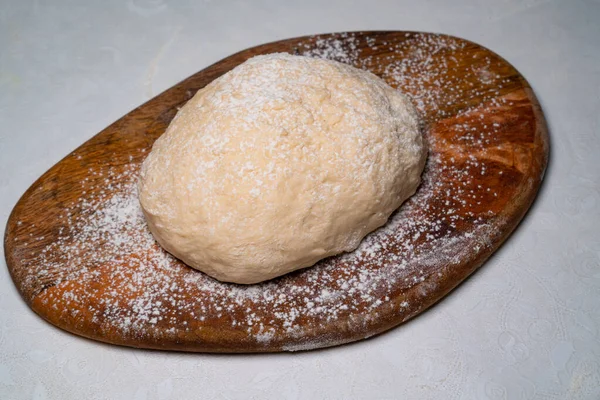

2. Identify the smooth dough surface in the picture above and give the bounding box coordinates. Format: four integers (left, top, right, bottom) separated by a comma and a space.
138, 53, 426, 284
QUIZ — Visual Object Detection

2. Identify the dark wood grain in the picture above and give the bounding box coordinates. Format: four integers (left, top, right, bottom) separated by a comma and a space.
4, 32, 549, 352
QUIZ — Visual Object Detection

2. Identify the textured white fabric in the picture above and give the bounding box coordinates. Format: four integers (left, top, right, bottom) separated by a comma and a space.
1, 0, 599, 399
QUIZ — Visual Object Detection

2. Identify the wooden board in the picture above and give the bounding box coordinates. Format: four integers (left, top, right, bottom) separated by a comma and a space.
4, 32, 549, 352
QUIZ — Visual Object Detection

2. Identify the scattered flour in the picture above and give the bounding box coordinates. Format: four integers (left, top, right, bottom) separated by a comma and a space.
22, 32, 515, 351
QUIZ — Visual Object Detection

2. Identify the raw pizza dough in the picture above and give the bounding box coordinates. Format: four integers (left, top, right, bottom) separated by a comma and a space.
138, 53, 426, 284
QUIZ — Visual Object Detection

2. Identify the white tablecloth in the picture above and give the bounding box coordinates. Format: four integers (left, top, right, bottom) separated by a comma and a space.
1, 0, 599, 398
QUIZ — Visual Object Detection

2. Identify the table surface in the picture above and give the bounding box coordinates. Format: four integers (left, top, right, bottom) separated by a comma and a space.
1, 0, 599, 399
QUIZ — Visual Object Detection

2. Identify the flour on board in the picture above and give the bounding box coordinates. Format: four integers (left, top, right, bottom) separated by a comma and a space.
23, 33, 513, 351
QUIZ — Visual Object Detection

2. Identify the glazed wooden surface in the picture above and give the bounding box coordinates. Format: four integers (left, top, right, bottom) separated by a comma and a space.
4, 32, 548, 352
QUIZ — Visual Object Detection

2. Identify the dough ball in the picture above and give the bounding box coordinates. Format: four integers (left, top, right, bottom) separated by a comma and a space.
138, 53, 426, 284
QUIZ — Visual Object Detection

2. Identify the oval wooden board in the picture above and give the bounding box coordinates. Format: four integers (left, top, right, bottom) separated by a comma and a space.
4, 32, 548, 352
